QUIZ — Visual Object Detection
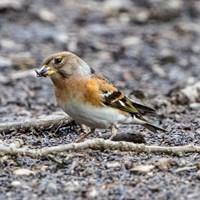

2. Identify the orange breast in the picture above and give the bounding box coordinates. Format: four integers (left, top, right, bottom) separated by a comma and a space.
54, 77, 102, 107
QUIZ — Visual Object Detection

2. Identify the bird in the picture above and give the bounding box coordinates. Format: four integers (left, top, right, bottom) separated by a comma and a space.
36, 51, 166, 142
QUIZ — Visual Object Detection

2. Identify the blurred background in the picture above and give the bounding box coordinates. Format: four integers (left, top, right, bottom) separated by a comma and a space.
0, 0, 200, 123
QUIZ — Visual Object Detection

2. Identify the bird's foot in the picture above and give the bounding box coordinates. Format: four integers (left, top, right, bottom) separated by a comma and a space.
75, 128, 95, 143
109, 125, 118, 140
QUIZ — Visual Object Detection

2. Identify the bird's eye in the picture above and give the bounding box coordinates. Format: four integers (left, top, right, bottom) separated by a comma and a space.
54, 58, 62, 64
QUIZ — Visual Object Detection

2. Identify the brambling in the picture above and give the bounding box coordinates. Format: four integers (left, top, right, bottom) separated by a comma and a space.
36, 51, 166, 142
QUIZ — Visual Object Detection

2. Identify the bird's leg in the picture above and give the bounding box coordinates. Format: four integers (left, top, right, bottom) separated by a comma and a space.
79, 123, 91, 134
109, 125, 118, 140
75, 128, 95, 143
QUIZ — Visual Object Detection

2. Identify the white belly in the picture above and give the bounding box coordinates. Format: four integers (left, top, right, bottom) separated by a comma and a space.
58, 100, 132, 128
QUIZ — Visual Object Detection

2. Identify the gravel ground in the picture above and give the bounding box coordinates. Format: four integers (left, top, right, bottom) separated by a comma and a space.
0, 0, 200, 199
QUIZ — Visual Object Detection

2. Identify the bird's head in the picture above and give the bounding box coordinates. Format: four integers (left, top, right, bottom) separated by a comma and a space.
36, 51, 94, 79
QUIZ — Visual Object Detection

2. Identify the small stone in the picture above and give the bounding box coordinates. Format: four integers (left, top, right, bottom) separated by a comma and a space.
187, 77, 197, 85
38, 8, 56, 22
87, 187, 99, 200
13, 168, 34, 176
152, 64, 167, 77
106, 162, 121, 168
167, 0, 183, 11
45, 182, 58, 194
131, 164, 155, 174
134, 10, 149, 23
32, 165, 48, 171
197, 170, 200, 180
0, 0, 24, 10
179, 58, 188, 68
119, 13, 130, 23
122, 37, 141, 47
9, 139, 24, 148
64, 181, 80, 192
155, 158, 173, 170
159, 49, 177, 64
149, 0, 183, 22
175, 22, 196, 35
181, 82, 200, 103
189, 103, 200, 110
11, 181, 21, 187
103, 0, 132, 16
0, 39, 23, 51
0, 57, 13, 68
148, 184, 160, 192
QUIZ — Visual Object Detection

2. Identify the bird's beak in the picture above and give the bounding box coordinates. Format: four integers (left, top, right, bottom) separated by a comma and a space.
35, 66, 56, 77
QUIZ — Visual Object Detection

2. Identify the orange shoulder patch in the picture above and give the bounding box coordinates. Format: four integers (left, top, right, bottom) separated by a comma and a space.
83, 76, 118, 106
83, 79, 102, 106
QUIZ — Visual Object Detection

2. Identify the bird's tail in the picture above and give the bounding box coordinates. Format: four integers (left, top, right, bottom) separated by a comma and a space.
133, 113, 166, 133
142, 123, 166, 133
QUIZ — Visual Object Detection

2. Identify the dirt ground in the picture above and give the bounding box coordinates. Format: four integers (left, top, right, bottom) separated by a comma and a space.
0, 0, 200, 199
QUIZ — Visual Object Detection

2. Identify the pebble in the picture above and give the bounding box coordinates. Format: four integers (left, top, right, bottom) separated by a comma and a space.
196, 170, 200, 180
119, 13, 130, 23
155, 158, 173, 170
131, 164, 155, 174
174, 23, 193, 35
149, 0, 183, 21
13, 168, 34, 176
9, 139, 24, 148
38, 8, 56, 22
0, 0, 24, 10
106, 162, 121, 169
87, 187, 99, 200
167, 0, 183, 11
152, 64, 167, 77
159, 49, 177, 64
45, 182, 58, 194
133, 10, 149, 24
0, 39, 23, 51
64, 181, 80, 192
11, 180, 21, 187
181, 82, 200, 103
0, 57, 13, 68
103, 0, 132, 16
122, 36, 141, 47
189, 103, 200, 110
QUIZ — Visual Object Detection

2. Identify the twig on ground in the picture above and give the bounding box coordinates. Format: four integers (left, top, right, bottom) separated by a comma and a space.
0, 139, 199, 158
0, 112, 72, 134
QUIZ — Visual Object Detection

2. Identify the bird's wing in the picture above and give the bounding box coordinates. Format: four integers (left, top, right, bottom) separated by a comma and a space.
92, 74, 156, 115
130, 101, 156, 115
102, 90, 140, 114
